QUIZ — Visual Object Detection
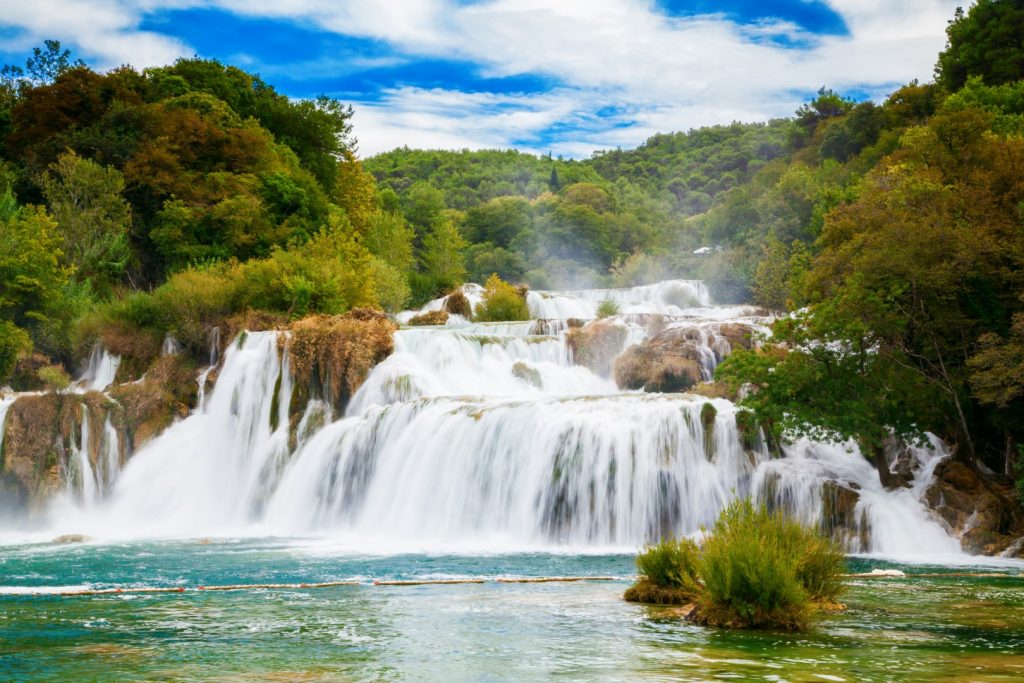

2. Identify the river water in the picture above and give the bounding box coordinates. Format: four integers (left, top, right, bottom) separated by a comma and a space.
1, 541, 1022, 681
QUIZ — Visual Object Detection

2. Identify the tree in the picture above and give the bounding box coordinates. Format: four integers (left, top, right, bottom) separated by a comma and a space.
420, 214, 467, 291
717, 287, 938, 489
0, 192, 73, 360
936, 0, 1024, 91
333, 150, 378, 233
40, 150, 131, 291
1, 39, 85, 87
364, 210, 415, 273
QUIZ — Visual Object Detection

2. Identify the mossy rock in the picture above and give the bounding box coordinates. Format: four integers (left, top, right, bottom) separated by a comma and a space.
284, 308, 397, 417
567, 321, 629, 377
512, 361, 542, 389
109, 354, 198, 450
443, 290, 472, 318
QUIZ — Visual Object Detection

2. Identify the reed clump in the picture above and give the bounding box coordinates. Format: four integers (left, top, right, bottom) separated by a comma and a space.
625, 499, 846, 631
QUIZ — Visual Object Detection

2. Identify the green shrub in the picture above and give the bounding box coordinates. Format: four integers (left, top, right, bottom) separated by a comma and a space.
37, 364, 71, 391
408, 310, 449, 326
0, 321, 31, 382
596, 299, 620, 318
624, 499, 846, 631
698, 500, 844, 630
640, 538, 701, 591
474, 274, 530, 322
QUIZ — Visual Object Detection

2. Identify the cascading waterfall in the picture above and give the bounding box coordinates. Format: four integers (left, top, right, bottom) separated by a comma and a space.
46, 281, 962, 556
78, 345, 121, 392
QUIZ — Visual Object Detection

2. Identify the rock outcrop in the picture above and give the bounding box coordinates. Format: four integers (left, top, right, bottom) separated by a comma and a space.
566, 320, 628, 377
612, 322, 757, 393
924, 459, 1024, 556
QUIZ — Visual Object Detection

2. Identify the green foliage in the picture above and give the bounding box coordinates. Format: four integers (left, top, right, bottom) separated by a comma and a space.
698, 500, 845, 629
420, 214, 468, 293
41, 151, 131, 292
936, 0, 1024, 91
635, 537, 702, 595
369, 258, 411, 314
0, 320, 31, 380
364, 210, 415, 272
81, 220, 378, 359
474, 274, 530, 322
625, 500, 846, 630
36, 364, 71, 391
596, 300, 619, 318
1015, 448, 1024, 508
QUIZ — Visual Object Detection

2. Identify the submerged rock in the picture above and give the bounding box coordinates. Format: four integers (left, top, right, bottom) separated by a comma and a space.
52, 534, 91, 544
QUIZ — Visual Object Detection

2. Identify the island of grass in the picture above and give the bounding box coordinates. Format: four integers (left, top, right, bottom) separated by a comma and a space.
625, 499, 846, 631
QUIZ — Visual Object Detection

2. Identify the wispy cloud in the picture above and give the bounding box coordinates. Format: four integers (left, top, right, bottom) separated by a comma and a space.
0, 0, 961, 156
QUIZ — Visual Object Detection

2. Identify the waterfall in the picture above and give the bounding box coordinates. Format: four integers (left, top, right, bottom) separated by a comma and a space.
78, 345, 121, 392
66, 411, 99, 507
46, 281, 962, 556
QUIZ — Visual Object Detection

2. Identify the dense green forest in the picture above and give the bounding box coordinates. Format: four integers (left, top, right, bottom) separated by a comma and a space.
0, 3, 1022, 493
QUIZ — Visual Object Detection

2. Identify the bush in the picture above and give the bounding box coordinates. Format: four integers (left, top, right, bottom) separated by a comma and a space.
596, 299, 619, 318
624, 499, 846, 631
626, 538, 702, 604
473, 274, 530, 322
75, 222, 380, 370
36, 364, 71, 391
443, 289, 472, 318
408, 310, 449, 326
0, 321, 31, 382
284, 309, 397, 412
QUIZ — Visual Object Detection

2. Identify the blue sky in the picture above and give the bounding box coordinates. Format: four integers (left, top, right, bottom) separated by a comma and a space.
0, 1, 960, 157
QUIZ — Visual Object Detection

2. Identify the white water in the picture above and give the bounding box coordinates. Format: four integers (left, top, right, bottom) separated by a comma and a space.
78, 345, 120, 392
33, 281, 962, 556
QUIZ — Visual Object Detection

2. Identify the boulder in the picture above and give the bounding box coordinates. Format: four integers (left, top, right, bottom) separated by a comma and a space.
924, 459, 1024, 555
614, 344, 702, 392
566, 320, 628, 377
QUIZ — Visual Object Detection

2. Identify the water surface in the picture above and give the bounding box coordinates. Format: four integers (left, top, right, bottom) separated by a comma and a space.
2, 541, 1022, 681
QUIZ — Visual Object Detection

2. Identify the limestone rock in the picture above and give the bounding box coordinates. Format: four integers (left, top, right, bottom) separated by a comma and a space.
924, 459, 1024, 555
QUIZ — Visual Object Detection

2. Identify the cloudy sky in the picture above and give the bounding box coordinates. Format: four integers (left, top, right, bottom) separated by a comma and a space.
0, 1, 961, 157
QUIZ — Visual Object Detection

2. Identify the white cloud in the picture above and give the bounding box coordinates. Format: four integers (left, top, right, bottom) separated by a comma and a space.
0, 0, 964, 156
0, 0, 188, 69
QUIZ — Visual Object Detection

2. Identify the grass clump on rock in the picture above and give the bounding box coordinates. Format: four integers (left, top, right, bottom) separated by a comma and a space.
408, 310, 449, 326
596, 299, 619, 318
625, 499, 846, 631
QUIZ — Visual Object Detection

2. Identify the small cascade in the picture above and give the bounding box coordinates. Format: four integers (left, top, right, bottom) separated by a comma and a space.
65, 412, 99, 507
0, 392, 16, 453
161, 335, 183, 356
196, 327, 223, 410
79, 345, 121, 392
44, 280, 964, 556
